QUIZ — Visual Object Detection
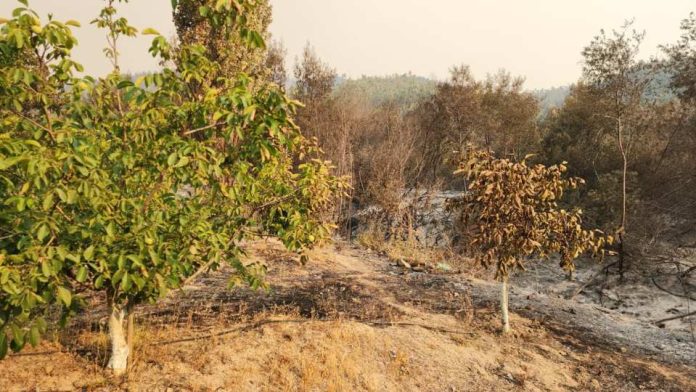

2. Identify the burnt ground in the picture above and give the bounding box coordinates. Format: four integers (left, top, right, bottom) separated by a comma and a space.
1, 240, 694, 391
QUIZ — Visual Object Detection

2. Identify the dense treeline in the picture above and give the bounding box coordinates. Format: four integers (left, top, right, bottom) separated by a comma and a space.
277, 16, 696, 265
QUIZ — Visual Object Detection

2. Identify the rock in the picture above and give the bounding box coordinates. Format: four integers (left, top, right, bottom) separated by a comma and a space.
398, 259, 411, 269
412, 266, 425, 272
590, 379, 601, 390
601, 289, 620, 302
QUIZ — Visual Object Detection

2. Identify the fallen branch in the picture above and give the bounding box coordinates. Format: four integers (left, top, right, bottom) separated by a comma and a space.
651, 277, 696, 301
12, 318, 478, 356
654, 311, 696, 325
567, 263, 617, 300
152, 318, 477, 346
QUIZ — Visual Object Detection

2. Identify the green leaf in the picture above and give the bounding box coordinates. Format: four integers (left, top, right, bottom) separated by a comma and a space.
120, 272, 131, 291
0, 156, 25, 170
173, 156, 190, 168
35, 319, 47, 334
66, 189, 78, 204
37, 224, 50, 242
76, 266, 87, 283
83, 245, 95, 261
56, 189, 67, 203
94, 276, 104, 289
0, 333, 7, 360
171, 0, 178, 9
56, 286, 71, 307
142, 27, 160, 35
112, 269, 125, 285
28, 326, 40, 347
10, 325, 24, 351
65, 20, 81, 27
167, 153, 178, 167
42, 192, 54, 211
41, 260, 52, 277
106, 222, 116, 239
117, 80, 134, 89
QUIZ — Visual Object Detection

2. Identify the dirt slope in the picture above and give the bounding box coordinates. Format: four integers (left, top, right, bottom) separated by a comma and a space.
0, 240, 694, 391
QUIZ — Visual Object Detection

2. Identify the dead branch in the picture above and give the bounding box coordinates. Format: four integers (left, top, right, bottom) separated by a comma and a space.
651, 277, 696, 301
654, 310, 696, 325
152, 318, 477, 346
567, 263, 616, 300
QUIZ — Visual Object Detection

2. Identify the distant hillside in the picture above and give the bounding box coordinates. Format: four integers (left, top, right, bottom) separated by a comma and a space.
333, 74, 437, 110
532, 86, 571, 116
531, 69, 676, 117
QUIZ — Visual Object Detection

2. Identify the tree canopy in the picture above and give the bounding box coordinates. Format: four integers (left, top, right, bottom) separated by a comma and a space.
0, 0, 343, 368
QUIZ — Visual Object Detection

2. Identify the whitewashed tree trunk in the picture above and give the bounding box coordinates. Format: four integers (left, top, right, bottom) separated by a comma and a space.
107, 305, 129, 375
500, 279, 511, 334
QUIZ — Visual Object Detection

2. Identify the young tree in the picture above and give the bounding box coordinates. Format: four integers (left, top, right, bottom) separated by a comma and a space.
581, 22, 651, 279
291, 43, 342, 174
292, 43, 337, 105
0, 0, 342, 374
265, 39, 288, 90
449, 148, 610, 333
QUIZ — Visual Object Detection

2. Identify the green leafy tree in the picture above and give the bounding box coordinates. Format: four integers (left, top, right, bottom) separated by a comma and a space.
0, 0, 342, 374
449, 147, 610, 333
173, 0, 271, 81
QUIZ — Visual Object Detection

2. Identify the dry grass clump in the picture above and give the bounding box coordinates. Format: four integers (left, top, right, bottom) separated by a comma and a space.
356, 222, 479, 275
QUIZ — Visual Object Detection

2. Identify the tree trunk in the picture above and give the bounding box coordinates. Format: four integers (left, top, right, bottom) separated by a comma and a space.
617, 118, 628, 281
127, 312, 135, 372
107, 305, 129, 376
500, 278, 511, 334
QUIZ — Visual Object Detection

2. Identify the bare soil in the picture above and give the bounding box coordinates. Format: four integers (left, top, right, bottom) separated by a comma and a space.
1, 240, 694, 391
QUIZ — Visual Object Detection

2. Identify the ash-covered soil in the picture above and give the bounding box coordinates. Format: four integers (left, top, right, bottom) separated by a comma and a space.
0, 240, 694, 391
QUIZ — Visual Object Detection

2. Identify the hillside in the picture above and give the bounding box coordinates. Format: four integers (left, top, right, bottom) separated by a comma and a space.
333, 74, 437, 109
2, 241, 693, 391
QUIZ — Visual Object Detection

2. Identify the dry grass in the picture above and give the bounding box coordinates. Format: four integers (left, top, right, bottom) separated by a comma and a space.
356, 224, 479, 275
0, 240, 693, 391
6, 313, 692, 392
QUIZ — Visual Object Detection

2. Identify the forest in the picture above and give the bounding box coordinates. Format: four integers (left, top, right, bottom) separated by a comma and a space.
0, 0, 694, 390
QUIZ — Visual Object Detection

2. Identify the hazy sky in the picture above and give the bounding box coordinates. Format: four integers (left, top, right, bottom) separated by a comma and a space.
1, 0, 693, 89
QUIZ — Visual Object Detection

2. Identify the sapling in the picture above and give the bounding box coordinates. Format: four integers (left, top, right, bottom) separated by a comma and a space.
449, 147, 611, 333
